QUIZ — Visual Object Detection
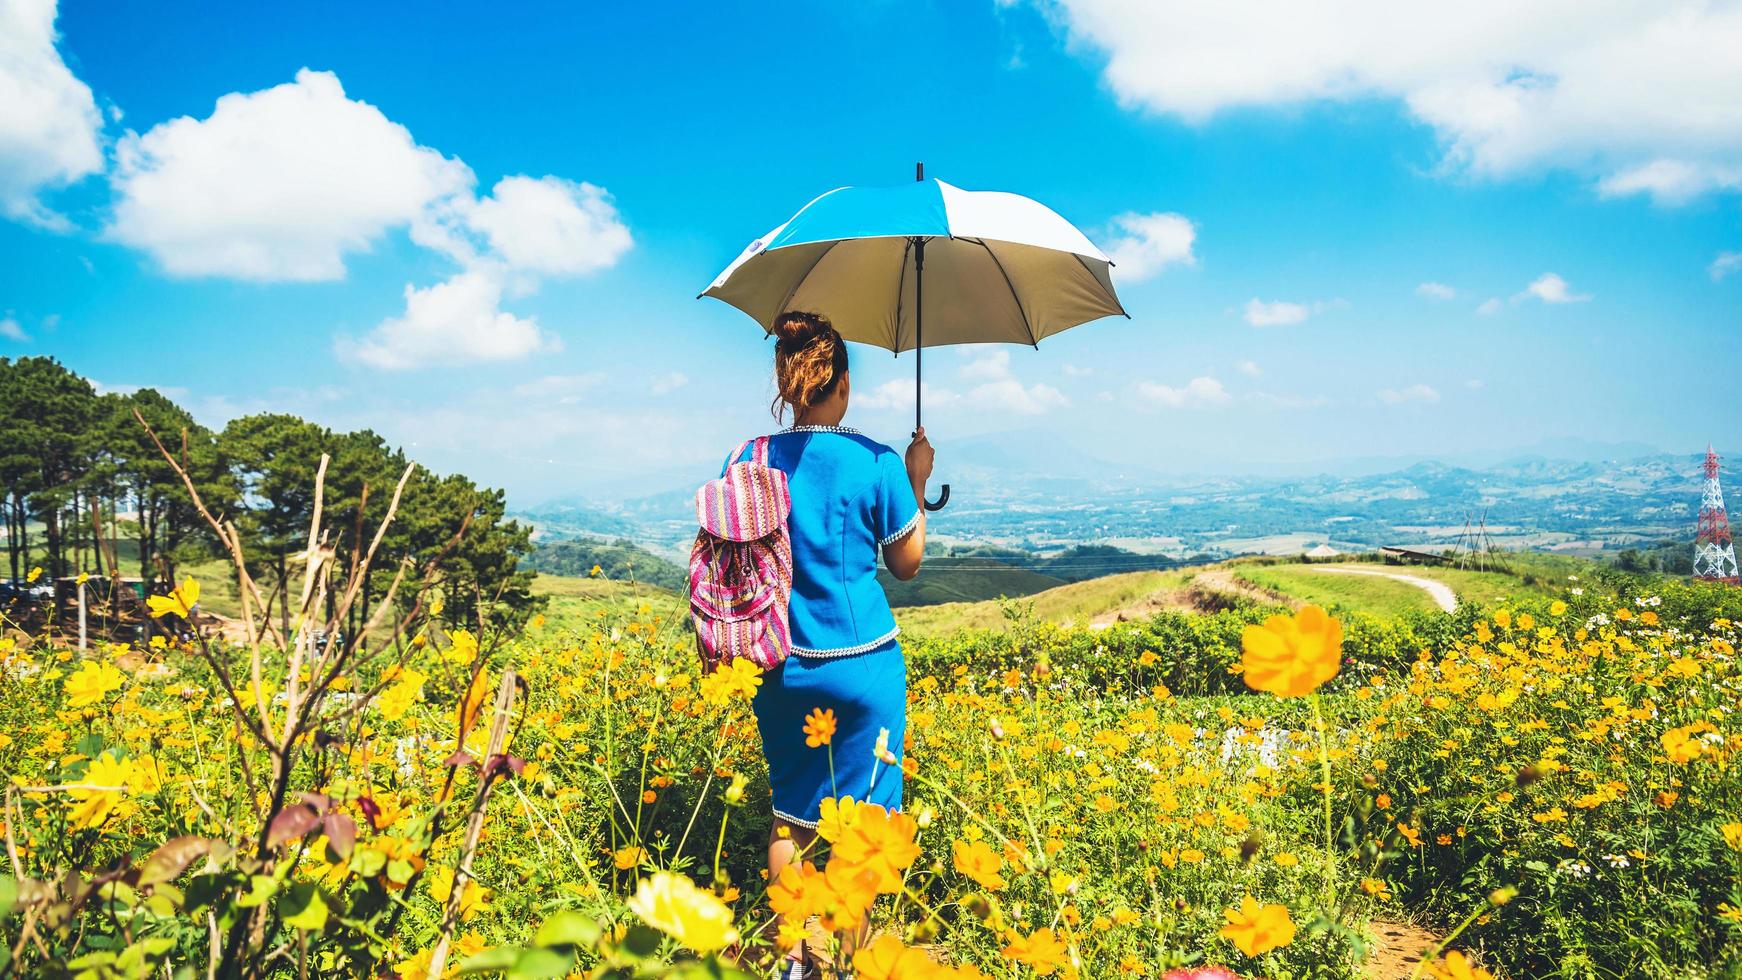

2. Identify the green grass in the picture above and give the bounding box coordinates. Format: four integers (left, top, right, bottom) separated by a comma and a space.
531, 573, 683, 633
1231, 553, 1584, 618
877, 558, 1066, 607
896, 569, 1191, 638
1233, 563, 1449, 617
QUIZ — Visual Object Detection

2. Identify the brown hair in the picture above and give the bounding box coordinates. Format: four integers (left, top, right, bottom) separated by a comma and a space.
770, 311, 848, 420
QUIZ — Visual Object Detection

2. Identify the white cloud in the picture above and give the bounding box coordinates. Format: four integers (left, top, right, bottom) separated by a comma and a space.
1476, 297, 1502, 316
650, 371, 689, 396
1243, 298, 1309, 327
1416, 281, 1456, 301
97, 68, 633, 369
1026, 1, 1742, 203
108, 69, 473, 280
1519, 272, 1590, 304
90, 379, 191, 400
859, 354, 1067, 416
1132, 376, 1230, 409
1466, 379, 1485, 389
959, 349, 1013, 382
0, 0, 103, 228
335, 269, 556, 370
512, 373, 603, 405
969, 378, 1069, 415
0, 316, 27, 341
1378, 384, 1441, 405
1709, 251, 1742, 282
1061, 363, 1094, 377
462, 175, 632, 276
1104, 211, 1196, 281
1237, 359, 1261, 377
1597, 160, 1742, 204
855, 377, 957, 412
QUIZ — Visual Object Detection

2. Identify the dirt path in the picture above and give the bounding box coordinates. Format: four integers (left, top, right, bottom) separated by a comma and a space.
1312, 565, 1459, 613
1088, 567, 1299, 628
1364, 920, 1444, 978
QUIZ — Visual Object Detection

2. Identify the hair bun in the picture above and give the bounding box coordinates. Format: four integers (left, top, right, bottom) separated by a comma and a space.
772, 311, 831, 348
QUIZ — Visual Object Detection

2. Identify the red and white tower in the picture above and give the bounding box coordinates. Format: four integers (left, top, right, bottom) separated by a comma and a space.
1694, 445, 1739, 584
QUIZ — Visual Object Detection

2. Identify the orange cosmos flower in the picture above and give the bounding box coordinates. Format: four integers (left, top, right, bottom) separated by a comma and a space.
1427, 951, 1495, 980
1001, 927, 1070, 976
1219, 895, 1296, 957
1240, 605, 1342, 698
853, 933, 937, 980
829, 801, 922, 894
804, 707, 838, 748
952, 838, 1006, 891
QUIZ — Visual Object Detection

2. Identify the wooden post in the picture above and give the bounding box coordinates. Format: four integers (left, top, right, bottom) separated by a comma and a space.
425, 669, 517, 978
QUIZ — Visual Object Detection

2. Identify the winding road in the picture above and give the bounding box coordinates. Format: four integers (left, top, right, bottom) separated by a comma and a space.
1310, 565, 1459, 612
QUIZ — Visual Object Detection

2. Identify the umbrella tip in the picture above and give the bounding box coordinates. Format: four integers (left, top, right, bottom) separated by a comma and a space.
915, 161, 923, 182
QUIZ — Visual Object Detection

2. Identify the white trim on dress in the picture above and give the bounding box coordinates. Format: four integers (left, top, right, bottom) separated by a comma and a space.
878, 509, 922, 547
772, 808, 821, 829
784, 424, 862, 436
790, 626, 900, 660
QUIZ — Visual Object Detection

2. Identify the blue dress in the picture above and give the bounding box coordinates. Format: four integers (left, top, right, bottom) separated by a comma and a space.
725, 425, 920, 827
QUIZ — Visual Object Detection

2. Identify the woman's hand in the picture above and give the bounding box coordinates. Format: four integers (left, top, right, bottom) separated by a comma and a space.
905, 426, 934, 486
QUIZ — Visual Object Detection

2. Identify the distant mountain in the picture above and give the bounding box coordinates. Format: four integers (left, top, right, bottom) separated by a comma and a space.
514, 448, 1727, 560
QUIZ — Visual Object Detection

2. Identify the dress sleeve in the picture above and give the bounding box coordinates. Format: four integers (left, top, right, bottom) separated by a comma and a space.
873, 448, 921, 547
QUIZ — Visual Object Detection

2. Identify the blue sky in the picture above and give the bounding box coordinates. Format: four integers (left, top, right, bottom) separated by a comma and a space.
2, 0, 1739, 504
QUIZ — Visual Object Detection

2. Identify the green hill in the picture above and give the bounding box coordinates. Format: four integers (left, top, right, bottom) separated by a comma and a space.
525, 538, 686, 591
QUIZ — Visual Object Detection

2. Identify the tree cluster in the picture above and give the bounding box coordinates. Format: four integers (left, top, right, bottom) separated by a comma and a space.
0, 356, 538, 634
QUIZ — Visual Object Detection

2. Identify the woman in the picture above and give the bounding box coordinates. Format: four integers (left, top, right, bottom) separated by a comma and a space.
730, 311, 931, 978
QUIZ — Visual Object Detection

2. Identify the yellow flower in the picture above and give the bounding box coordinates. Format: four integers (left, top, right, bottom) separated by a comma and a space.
804, 707, 837, 748
64, 660, 124, 709
26, 566, 42, 583
953, 839, 1006, 891
613, 845, 646, 870
1549, 600, 1568, 617
700, 658, 763, 704
626, 871, 738, 952
1720, 822, 1742, 852
66, 752, 132, 830
146, 578, 200, 619
854, 933, 937, 980
428, 865, 489, 921
1427, 951, 1495, 980
443, 629, 479, 666
1661, 726, 1703, 764
1220, 895, 1296, 957
816, 795, 860, 843
1240, 605, 1342, 698
1001, 927, 1069, 976
378, 669, 427, 721
829, 802, 921, 894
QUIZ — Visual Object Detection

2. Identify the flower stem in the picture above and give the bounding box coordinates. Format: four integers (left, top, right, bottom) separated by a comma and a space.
1310, 693, 1335, 906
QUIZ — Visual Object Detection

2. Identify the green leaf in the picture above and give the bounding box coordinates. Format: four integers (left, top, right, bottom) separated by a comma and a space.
350, 846, 387, 878
456, 947, 525, 974
138, 836, 212, 886
0, 875, 16, 921
507, 947, 573, 979
280, 882, 329, 932
532, 910, 600, 950
234, 874, 278, 909
386, 858, 416, 886
619, 925, 661, 959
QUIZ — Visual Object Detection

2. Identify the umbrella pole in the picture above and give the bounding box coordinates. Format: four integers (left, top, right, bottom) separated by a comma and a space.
913, 232, 949, 511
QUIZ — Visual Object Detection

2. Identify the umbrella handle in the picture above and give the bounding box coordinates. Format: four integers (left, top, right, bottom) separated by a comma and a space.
925, 484, 950, 511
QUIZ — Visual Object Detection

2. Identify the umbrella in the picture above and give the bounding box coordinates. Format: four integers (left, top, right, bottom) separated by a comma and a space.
701, 164, 1127, 510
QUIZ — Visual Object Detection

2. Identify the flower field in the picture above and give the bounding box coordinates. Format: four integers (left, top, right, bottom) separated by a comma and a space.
2, 565, 1741, 979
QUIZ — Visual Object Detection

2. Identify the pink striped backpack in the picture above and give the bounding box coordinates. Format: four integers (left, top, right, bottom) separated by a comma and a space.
689, 436, 794, 672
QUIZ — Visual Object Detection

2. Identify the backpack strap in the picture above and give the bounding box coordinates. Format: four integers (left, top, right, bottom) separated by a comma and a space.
751, 435, 771, 466
720, 438, 754, 477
